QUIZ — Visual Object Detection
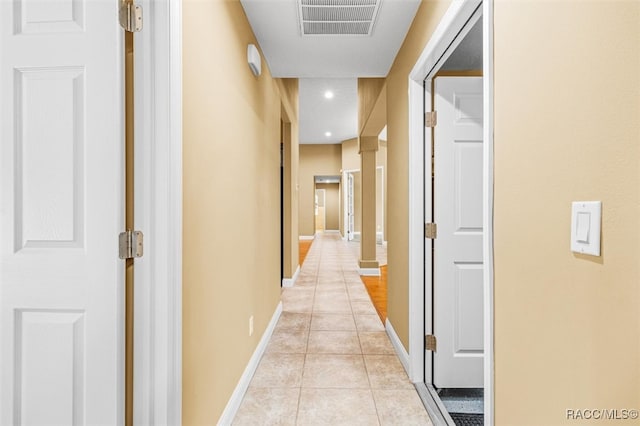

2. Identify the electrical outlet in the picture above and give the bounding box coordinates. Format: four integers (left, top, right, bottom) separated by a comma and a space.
249, 316, 254, 336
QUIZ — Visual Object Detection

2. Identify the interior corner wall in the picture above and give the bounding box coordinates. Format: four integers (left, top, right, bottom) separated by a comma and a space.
385, 0, 452, 350
298, 144, 342, 237
494, 2, 640, 424
182, 1, 292, 422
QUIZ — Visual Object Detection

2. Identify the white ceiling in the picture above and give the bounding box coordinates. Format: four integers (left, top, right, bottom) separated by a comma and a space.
240, 0, 421, 144
299, 78, 357, 144
240, 0, 421, 78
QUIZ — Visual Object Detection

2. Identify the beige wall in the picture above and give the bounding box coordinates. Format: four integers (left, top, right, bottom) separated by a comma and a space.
182, 1, 297, 423
341, 137, 360, 171
342, 138, 360, 238
386, 0, 640, 423
316, 183, 340, 231
358, 79, 386, 136
494, 2, 640, 424
299, 144, 342, 236
281, 80, 300, 279
385, 0, 452, 349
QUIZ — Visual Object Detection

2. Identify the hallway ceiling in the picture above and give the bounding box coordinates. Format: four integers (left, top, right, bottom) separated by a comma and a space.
240, 0, 421, 145
299, 78, 358, 144
240, 0, 421, 78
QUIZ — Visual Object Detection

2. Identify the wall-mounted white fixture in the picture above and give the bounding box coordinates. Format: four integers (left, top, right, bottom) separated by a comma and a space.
571, 201, 601, 256
247, 44, 261, 77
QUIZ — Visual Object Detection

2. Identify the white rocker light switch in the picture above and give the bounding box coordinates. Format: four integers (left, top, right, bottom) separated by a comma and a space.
571, 201, 601, 256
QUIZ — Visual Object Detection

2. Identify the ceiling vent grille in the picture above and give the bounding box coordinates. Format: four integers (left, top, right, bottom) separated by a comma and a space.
298, 0, 382, 36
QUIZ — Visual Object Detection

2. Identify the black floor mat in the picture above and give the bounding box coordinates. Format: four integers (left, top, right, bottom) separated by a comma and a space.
450, 412, 484, 426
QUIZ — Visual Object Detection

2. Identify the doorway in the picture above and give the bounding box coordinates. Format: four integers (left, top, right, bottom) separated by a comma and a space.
315, 188, 326, 233
314, 175, 341, 235
407, 1, 495, 425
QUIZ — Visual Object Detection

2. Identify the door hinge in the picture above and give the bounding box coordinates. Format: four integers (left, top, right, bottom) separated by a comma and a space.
425, 111, 437, 128
119, 230, 143, 259
425, 223, 437, 239
425, 334, 437, 352
119, 3, 143, 33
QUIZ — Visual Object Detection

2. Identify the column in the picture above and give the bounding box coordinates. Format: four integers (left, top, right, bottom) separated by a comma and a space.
358, 136, 380, 275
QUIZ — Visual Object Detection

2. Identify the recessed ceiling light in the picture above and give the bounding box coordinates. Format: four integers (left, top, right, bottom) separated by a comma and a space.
324, 90, 334, 99
325, 131, 332, 137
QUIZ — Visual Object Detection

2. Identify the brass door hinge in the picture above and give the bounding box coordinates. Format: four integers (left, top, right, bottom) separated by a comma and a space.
425, 335, 437, 352
119, 3, 143, 32
119, 230, 143, 259
425, 111, 437, 128
425, 223, 437, 239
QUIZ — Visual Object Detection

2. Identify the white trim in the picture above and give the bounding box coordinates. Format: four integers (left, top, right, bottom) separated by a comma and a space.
407, 0, 494, 424
299, 235, 315, 241
133, 0, 182, 424
358, 268, 380, 276
482, 0, 495, 423
385, 319, 410, 375
217, 302, 283, 425
342, 168, 359, 242
282, 265, 300, 288
376, 165, 384, 241
407, 61, 426, 384
415, 383, 450, 426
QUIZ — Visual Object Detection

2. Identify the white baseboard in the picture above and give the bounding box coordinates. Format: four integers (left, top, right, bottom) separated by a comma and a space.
281, 265, 300, 288
325, 229, 340, 233
299, 235, 315, 241
386, 318, 410, 377
217, 302, 283, 425
359, 268, 381, 276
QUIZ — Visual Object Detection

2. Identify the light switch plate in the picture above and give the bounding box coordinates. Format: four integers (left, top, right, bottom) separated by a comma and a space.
571, 201, 601, 256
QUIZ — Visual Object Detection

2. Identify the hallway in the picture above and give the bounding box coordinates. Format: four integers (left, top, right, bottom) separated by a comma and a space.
232, 233, 431, 425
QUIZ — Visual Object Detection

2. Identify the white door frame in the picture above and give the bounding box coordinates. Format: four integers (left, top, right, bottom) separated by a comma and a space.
376, 165, 384, 243
407, 0, 494, 424
133, 0, 182, 424
342, 169, 359, 241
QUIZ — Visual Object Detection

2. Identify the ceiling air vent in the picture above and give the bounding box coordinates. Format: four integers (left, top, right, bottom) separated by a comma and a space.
298, 0, 382, 36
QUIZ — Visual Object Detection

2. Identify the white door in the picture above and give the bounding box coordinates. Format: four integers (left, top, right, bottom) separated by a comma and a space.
347, 173, 355, 241
433, 77, 484, 388
1, 1, 125, 424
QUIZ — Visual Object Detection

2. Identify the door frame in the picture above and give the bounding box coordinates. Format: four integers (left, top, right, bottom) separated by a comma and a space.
407, 0, 494, 424
376, 165, 384, 244
342, 169, 359, 241
133, 0, 182, 424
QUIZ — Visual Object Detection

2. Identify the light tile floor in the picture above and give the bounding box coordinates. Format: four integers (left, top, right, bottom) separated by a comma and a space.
232, 233, 432, 426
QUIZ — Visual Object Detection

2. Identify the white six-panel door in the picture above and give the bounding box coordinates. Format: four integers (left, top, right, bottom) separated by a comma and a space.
1, 0, 125, 424
433, 76, 484, 388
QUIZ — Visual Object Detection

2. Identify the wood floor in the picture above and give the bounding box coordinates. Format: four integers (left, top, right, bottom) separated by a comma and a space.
360, 265, 387, 323
299, 239, 312, 266
298, 239, 387, 323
